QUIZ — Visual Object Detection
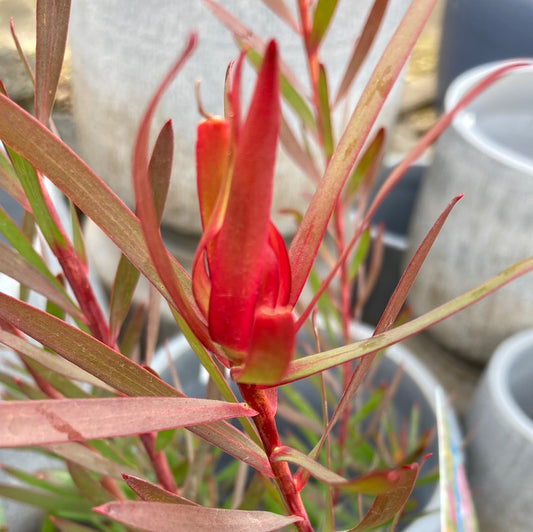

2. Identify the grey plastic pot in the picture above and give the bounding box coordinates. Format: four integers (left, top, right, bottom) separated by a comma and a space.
465, 329, 533, 532
152, 323, 444, 531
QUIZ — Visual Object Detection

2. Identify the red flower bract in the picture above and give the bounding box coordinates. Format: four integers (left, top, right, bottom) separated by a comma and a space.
192, 41, 295, 384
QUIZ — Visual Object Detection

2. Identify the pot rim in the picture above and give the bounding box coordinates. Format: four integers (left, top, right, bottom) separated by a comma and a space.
445, 60, 533, 175
486, 328, 533, 441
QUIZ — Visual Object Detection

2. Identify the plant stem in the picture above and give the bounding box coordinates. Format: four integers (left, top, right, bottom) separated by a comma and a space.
239, 384, 313, 532
140, 432, 178, 494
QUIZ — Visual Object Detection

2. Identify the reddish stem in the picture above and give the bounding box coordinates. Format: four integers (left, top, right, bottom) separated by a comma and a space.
239, 384, 313, 532
140, 432, 178, 494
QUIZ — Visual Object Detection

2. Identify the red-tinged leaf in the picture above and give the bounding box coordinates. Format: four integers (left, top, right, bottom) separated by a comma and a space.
233, 306, 294, 385
9, 19, 35, 85
260, 0, 300, 32
276, 256, 533, 384
376, 195, 463, 333
148, 120, 174, 223
123, 474, 199, 505
94, 501, 302, 532
0, 85, 208, 350
0, 331, 112, 392
0, 397, 256, 447
279, 117, 321, 182
288, 0, 437, 305
44, 442, 138, 479
51, 517, 99, 532
203, 0, 309, 107
208, 41, 280, 351
348, 463, 422, 531
334, 0, 389, 105
326, 195, 463, 433
310, 0, 339, 50
226, 51, 245, 141
271, 446, 406, 494
0, 292, 178, 397
0, 241, 82, 320
0, 293, 272, 476
298, 61, 533, 329
132, 34, 216, 350
35, 0, 71, 124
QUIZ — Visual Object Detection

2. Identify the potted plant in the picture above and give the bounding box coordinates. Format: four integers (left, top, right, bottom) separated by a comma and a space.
0, 1, 532, 530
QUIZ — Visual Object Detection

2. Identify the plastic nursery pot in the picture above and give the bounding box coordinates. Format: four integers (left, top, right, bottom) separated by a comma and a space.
464, 329, 533, 532
436, 0, 533, 107
151, 324, 445, 531
69, 0, 409, 270
405, 61, 533, 364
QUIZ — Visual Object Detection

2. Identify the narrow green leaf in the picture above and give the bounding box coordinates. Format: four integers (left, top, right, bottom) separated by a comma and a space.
272, 446, 408, 494
154, 429, 176, 453
69, 202, 87, 268
123, 474, 199, 505
278, 256, 533, 384
247, 47, 316, 133
342, 128, 385, 205
310, 0, 339, 50
348, 227, 371, 282
0, 464, 73, 497
94, 501, 302, 532
43, 443, 138, 479
35, 0, 71, 124
0, 483, 90, 515
317, 64, 333, 158
67, 462, 110, 505
7, 147, 66, 248
0, 204, 59, 288
117, 303, 145, 358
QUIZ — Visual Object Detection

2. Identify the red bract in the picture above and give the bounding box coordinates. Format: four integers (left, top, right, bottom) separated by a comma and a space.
193, 41, 295, 384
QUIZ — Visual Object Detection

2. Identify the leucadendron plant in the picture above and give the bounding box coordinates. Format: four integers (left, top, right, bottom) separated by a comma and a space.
0, 0, 532, 530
